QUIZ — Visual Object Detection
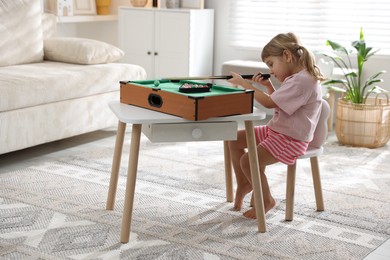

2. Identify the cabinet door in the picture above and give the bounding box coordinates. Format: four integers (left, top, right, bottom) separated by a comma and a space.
154, 12, 190, 78
119, 9, 154, 77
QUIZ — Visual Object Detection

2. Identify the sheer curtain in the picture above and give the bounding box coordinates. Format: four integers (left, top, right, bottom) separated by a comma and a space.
229, 0, 390, 54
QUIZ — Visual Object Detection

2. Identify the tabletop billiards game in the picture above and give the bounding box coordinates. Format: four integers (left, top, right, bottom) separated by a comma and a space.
120, 79, 254, 121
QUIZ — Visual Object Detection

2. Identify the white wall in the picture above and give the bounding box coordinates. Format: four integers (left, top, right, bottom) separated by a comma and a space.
205, 0, 259, 74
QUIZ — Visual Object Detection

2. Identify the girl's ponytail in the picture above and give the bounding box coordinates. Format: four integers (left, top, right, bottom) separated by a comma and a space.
298, 45, 325, 81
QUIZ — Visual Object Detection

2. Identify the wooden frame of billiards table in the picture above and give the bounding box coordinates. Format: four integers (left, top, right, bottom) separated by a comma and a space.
120, 81, 254, 121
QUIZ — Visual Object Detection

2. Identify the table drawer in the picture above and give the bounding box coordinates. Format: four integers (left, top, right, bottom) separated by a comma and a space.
142, 121, 238, 142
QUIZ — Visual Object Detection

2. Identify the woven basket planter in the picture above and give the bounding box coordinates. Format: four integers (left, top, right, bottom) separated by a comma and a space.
335, 94, 390, 148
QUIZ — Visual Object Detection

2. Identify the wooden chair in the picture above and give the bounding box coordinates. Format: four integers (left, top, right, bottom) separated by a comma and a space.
223, 100, 330, 225
285, 99, 330, 220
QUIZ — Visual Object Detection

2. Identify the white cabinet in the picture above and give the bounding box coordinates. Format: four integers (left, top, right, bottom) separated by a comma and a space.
118, 7, 214, 79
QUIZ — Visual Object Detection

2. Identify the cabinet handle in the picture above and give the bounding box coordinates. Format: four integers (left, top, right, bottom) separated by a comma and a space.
154, 52, 158, 56
147, 51, 151, 55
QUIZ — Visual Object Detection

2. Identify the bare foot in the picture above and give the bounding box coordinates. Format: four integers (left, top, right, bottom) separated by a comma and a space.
243, 197, 276, 219
233, 183, 252, 211
243, 208, 257, 219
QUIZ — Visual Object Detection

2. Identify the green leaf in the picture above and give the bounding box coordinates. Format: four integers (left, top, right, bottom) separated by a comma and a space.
371, 70, 387, 79
371, 86, 389, 93
326, 40, 349, 56
366, 79, 383, 86
365, 48, 380, 60
322, 28, 385, 104
322, 79, 346, 85
360, 27, 364, 41
344, 71, 357, 78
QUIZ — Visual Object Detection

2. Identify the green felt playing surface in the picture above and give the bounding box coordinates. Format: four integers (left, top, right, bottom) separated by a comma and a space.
129, 80, 245, 97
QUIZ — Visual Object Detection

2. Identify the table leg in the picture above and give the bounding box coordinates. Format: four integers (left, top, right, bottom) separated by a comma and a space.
328, 90, 335, 132
223, 141, 234, 202
106, 121, 127, 210
244, 121, 266, 232
120, 123, 142, 243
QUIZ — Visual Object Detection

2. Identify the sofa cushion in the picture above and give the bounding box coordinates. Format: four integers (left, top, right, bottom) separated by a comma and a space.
44, 37, 124, 65
0, 61, 146, 112
0, 0, 44, 67
42, 13, 57, 40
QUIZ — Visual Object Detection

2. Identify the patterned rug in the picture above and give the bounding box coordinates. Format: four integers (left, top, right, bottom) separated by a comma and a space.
1, 133, 390, 259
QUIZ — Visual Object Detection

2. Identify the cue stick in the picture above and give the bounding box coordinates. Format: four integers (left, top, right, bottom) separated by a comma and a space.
163, 74, 271, 81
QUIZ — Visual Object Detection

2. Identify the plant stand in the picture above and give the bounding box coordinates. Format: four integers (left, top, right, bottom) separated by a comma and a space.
335, 95, 390, 148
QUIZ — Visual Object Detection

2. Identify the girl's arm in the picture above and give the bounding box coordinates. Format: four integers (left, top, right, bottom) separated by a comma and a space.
228, 72, 277, 109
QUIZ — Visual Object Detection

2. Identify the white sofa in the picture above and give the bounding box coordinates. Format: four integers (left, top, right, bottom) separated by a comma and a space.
0, 0, 147, 154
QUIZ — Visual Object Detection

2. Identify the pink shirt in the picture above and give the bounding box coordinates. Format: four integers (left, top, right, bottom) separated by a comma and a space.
268, 70, 322, 142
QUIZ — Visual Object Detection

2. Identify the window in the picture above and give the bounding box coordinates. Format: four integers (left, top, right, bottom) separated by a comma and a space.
229, 0, 390, 55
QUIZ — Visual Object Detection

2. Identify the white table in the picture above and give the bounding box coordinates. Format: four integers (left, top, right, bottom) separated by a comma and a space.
106, 101, 267, 243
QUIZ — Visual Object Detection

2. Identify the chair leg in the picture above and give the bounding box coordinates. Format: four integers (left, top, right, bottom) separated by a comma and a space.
310, 157, 325, 211
285, 163, 297, 221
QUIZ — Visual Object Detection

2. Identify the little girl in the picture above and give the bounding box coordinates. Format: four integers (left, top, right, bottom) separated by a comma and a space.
228, 32, 325, 219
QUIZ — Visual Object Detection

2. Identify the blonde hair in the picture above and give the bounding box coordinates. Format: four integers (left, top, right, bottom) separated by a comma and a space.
261, 32, 325, 81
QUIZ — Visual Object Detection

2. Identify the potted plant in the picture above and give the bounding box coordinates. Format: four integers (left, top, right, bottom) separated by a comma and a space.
322, 28, 390, 148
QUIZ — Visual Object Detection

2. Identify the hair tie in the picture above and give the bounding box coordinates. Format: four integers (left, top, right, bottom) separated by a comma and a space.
295, 45, 303, 53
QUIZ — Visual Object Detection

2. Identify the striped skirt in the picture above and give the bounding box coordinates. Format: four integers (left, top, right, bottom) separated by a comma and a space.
254, 126, 309, 165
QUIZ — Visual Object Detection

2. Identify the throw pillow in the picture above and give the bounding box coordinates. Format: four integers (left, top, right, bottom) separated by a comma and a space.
0, 0, 44, 66
44, 37, 125, 65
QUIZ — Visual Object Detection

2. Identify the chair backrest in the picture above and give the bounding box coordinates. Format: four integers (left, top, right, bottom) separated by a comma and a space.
309, 99, 330, 148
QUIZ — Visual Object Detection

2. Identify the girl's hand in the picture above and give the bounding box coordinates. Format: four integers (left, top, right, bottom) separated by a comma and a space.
252, 72, 274, 92
252, 72, 270, 84
227, 71, 246, 86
